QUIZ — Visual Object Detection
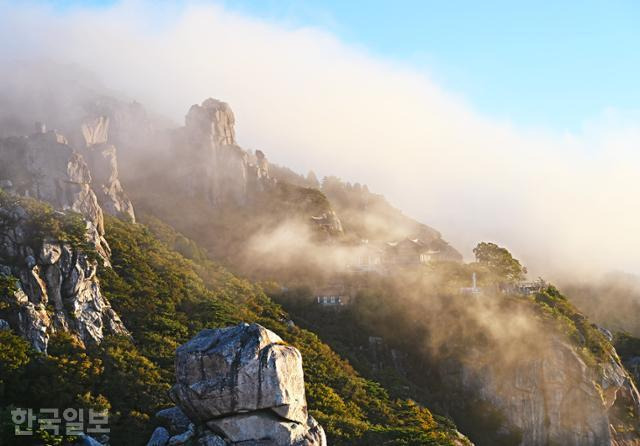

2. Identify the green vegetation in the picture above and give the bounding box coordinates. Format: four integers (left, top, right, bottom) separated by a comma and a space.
127, 175, 338, 281
0, 331, 113, 445
272, 181, 332, 217
0, 190, 96, 260
3, 193, 621, 446
532, 286, 613, 365
0, 211, 467, 445
470, 242, 609, 367
473, 242, 526, 282
270, 266, 528, 446
270, 243, 625, 446
0, 274, 18, 298
106, 215, 466, 445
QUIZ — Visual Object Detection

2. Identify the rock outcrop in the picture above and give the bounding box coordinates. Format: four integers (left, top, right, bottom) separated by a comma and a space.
0, 200, 128, 352
174, 98, 274, 207
0, 128, 109, 257
440, 338, 640, 446
310, 211, 344, 236
0, 123, 133, 352
78, 116, 136, 222
148, 323, 326, 446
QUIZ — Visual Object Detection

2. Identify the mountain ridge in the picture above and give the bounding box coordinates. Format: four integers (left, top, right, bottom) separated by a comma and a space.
0, 80, 638, 445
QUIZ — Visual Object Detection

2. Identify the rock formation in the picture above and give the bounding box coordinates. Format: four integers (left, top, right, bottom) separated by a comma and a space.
0, 200, 128, 352
78, 116, 136, 222
0, 128, 109, 257
174, 98, 274, 207
147, 323, 326, 446
0, 122, 133, 352
440, 338, 640, 446
186, 98, 237, 147
73, 97, 345, 244
310, 211, 344, 235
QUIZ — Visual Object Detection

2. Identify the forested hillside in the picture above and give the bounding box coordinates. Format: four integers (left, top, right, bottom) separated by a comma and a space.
269, 252, 640, 445
0, 204, 469, 446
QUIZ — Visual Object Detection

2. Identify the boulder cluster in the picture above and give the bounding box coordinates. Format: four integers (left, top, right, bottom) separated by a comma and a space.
146, 323, 326, 446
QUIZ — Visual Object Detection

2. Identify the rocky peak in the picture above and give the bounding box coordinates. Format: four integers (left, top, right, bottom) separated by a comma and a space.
147, 323, 326, 446
175, 98, 276, 208
186, 98, 236, 147
255, 149, 269, 177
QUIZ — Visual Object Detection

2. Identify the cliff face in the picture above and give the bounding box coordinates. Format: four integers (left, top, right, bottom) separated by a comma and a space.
79, 116, 136, 222
0, 196, 128, 352
0, 128, 107, 251
172, 98, 271, 208
0, 122, 132, 352
438, 337, 640, 446
0, 118, 135, 239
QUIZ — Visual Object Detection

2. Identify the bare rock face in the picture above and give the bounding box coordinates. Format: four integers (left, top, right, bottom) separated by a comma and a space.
147, 427, 171, 446
186, 98, 236, 147
0, 130, 109, 256
155, 406, 192, 436
81, 116, 110, 146
0, 123, 132, 352
0, 203, 128, 352
441, 339, 640, 446
150, 323, 325, 446
79, 116, 136, 222
170, 323, 308, 424
206, 411, 326, 445
177, 99, 273, 208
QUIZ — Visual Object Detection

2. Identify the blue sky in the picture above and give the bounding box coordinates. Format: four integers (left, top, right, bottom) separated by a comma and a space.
51, 0, 640, 130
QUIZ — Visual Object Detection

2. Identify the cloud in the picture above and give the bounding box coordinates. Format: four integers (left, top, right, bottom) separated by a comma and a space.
0, 0, 639, 278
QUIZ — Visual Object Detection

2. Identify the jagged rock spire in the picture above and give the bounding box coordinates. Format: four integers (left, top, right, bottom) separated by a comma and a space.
185, 98, 236, 147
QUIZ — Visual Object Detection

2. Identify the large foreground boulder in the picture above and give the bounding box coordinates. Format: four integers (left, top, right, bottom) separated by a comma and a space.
148, 323, 325, 446
170, 323, 307, 424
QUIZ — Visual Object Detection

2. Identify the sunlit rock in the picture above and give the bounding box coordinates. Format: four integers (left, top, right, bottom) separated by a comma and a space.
148, 323, 325, 446
79, 116, 136, 222
0, 203, 128, 352
170, 323, 308, 424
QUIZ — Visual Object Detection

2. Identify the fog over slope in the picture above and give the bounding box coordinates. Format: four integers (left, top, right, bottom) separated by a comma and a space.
0, 1, 639, 279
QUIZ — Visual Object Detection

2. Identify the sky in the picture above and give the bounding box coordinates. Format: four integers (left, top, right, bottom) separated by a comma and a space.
51, 0, 640, 131
1, 0, 639, 278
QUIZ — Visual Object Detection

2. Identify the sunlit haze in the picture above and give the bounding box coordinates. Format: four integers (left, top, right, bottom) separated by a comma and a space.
1, 0, 639, 278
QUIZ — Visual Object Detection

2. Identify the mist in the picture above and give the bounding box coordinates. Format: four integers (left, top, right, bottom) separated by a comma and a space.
0, 0, 639, 280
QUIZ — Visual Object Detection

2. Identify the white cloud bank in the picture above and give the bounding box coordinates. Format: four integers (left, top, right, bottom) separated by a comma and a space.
0, 0, 638, 278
